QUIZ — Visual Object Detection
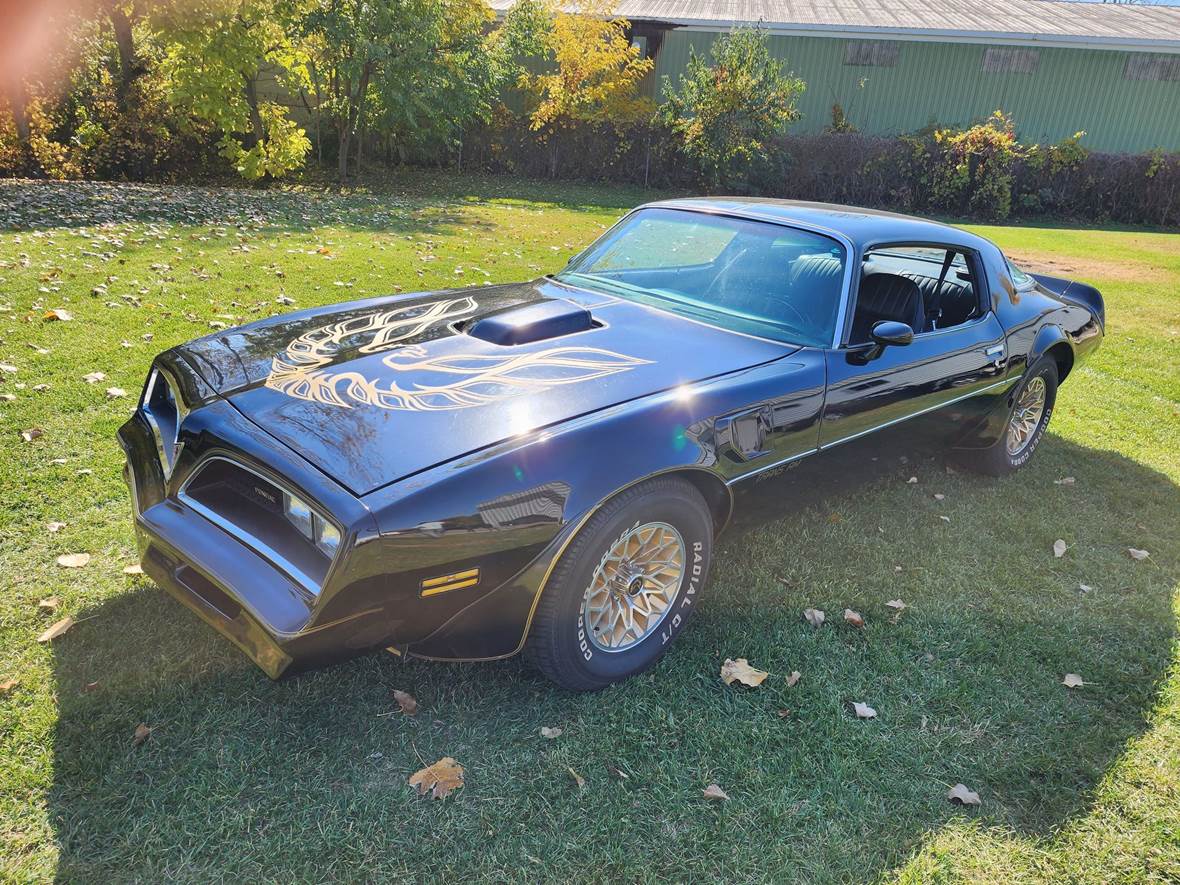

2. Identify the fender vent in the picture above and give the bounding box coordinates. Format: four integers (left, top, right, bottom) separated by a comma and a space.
465, 299, 598, 345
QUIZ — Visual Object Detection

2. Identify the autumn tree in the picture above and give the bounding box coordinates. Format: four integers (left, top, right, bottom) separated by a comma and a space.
659, 28, 805, 190
523, 0, 653, 176
156, 0, 311, 180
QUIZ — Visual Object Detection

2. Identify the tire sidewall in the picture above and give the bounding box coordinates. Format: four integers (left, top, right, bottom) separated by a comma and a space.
1005, 359, 1058, 470
553, 488, 712, 685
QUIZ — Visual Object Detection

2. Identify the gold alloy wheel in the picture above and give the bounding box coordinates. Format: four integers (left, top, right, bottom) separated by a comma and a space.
582, 521, 686, 652
1006, 375, 1047, 456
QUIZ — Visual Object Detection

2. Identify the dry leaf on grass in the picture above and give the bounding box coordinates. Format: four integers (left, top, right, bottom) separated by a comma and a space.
392, 689, 418, 715
408, 756, 464, 799
1054, 477, 1076, 486
0, 679, 18, 696
106, 387, 126, 399
540, 726, 562, 739
947, 783, 981, 806
702, 784, 729, 801
82, 371, 106, 384
46, 521, 66, 533
56, 553, 90, 568
1127, 548, 1150, 561
786, 670, 801, 687
132, 723, 152, 745
122, 563, 143, 575
37, 617, 74, 643
885, 599, 907, 611
44, 308, 73, 321
37, 597, 59, 611
567, 766, 585, 788
803, 608, 825, 628
852, 702, 877, 720
1053, 539, 1067, 558
843, 609, 865, 628
721, 658, 769, 687
1062, 673, 1086, 688
605, 763, 630, 780
20, 428, 44, 442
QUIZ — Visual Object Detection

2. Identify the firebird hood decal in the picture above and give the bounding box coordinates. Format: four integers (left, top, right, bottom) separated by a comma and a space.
175, 279, 793, 495
264, 296, 651, 412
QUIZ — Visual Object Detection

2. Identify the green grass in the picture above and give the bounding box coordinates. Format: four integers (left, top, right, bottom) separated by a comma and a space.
0, 174, 1177, 883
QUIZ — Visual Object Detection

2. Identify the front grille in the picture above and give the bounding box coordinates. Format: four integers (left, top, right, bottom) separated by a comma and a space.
179, 457, 333, 595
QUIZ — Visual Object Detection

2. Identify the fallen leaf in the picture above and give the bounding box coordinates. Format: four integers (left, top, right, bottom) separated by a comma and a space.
122, 563, 143, 576
82, 371, 106, 383
720, 658, 769, 687
392, 689, 418, 715
44, 308, 73, 321
776, 708, 792, 718
933, 493, 945, 501
803, 608, 825, 628
605, 763, 629, 780
852, 702, 877, 719
56, 553, 90, 568
702, 783, 729, 801
786, 670, 801, 687
82, 681, 99, 692
1127, 548, 1150, 561
132, 723, 152, 745
540, 726, 563, 739
567, 766, 585, 788
37, 596, 59, 611
1054, 476, 1076, 486
20, 428, 44, 442
105, 387, 126, 399
0, 679, 18, 696
843, 609, 865, 628
906, 476, 918, 484
1078, 583, 1093, 593
1062, 673, 1085, 688
885, 599, 907, 611
947, 783, 981, 806
1053, 539, 1067, 558
37, 616, 74, 643
408, 757, 464, 799
939, 515, 951, 523
46, 522, 66, 533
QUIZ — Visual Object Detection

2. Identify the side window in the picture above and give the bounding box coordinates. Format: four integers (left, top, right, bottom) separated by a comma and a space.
1007, 259, 1035, 290
851, 245, 981, 343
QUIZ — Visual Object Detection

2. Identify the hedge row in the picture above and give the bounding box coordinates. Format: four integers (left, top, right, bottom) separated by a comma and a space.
457, 115, 1180, 228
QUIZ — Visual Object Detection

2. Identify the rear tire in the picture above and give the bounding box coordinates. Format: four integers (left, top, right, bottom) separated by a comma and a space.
965, 358, 1058, 476
525, 477, 713, 691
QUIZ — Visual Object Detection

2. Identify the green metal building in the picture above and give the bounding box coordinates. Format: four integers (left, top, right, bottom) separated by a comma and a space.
493, 0, 1180, 153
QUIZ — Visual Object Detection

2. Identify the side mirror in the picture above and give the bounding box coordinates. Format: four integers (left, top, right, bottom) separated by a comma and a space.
871, 320, 914, 348
851, 320, 914, 364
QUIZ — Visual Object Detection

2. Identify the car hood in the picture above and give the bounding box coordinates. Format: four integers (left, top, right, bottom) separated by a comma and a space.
176, 278, 793, 495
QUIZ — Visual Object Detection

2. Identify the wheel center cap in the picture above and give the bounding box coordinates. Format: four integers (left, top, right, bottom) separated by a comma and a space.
626, 576, 645, 597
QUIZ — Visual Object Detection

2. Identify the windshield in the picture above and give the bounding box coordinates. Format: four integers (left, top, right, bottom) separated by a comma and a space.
558, 208, 847, 347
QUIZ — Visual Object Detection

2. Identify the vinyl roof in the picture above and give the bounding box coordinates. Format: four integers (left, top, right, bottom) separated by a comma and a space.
487, 0, 1180, 54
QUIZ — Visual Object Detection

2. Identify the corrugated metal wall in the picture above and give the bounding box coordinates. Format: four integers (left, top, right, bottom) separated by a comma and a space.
649, 30, 1180, 152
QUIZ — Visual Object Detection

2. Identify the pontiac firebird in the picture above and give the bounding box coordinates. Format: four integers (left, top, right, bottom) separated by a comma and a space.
118, 200, 1104, 689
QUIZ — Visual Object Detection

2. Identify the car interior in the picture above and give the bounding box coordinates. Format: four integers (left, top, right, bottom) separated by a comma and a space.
849, 246, 983, 344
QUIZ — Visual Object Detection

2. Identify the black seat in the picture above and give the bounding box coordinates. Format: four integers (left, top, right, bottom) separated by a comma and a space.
851, 273, 924, 343
899, 272, 976, 330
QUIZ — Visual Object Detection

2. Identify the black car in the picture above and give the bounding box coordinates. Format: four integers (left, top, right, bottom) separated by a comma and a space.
118, 199, 1104, 689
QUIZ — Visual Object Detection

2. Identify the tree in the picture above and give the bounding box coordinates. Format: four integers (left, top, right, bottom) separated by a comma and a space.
658, 28, 805, 190
156, 0, 311, 180
522, 0, 653, 176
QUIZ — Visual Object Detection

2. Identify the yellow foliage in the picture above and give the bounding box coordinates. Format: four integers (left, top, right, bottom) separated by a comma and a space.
525, 0, 653, 132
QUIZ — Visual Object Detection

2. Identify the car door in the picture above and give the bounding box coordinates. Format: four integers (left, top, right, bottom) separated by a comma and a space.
819, 244, 1009, 448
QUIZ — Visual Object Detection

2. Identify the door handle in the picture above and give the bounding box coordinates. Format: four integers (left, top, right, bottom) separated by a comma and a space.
985, 343, 1005, 367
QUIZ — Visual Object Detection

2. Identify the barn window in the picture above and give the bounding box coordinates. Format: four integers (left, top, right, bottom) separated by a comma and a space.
1124, 54, 1180, 82
844, 41, 900, 67
982, 47, 1039, 74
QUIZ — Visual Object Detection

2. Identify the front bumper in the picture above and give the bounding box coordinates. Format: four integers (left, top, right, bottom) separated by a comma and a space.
118, 406, 389, 678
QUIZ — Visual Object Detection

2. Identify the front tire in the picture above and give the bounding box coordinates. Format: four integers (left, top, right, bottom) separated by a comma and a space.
967, 357, 1058, 476
525, 477, 713, 691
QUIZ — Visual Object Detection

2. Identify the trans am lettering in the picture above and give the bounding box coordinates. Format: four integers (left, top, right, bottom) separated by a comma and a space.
266, 296, 650, 412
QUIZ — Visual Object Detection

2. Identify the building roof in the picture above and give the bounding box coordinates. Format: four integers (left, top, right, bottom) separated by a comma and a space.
488, 0, 1180, 54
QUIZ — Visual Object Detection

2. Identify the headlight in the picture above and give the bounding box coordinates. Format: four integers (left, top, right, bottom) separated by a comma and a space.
315, 520, 340, 556
284, 493, 314, 539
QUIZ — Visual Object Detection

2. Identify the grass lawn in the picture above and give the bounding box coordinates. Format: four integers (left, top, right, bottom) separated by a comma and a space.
0, 174, 1177, 883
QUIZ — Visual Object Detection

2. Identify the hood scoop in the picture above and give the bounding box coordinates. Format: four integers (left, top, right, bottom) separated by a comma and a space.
464, 298, 598, 346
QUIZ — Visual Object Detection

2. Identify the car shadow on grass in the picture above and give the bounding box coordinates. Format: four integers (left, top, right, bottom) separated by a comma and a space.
45, 431, 1177, 882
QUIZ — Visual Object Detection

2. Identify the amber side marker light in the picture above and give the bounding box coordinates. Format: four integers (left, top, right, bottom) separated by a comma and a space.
420, 568, 480, 597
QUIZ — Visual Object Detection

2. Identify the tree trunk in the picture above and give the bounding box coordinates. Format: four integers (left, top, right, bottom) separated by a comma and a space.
104, 0, 140, 111
242, 74, 265, 150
